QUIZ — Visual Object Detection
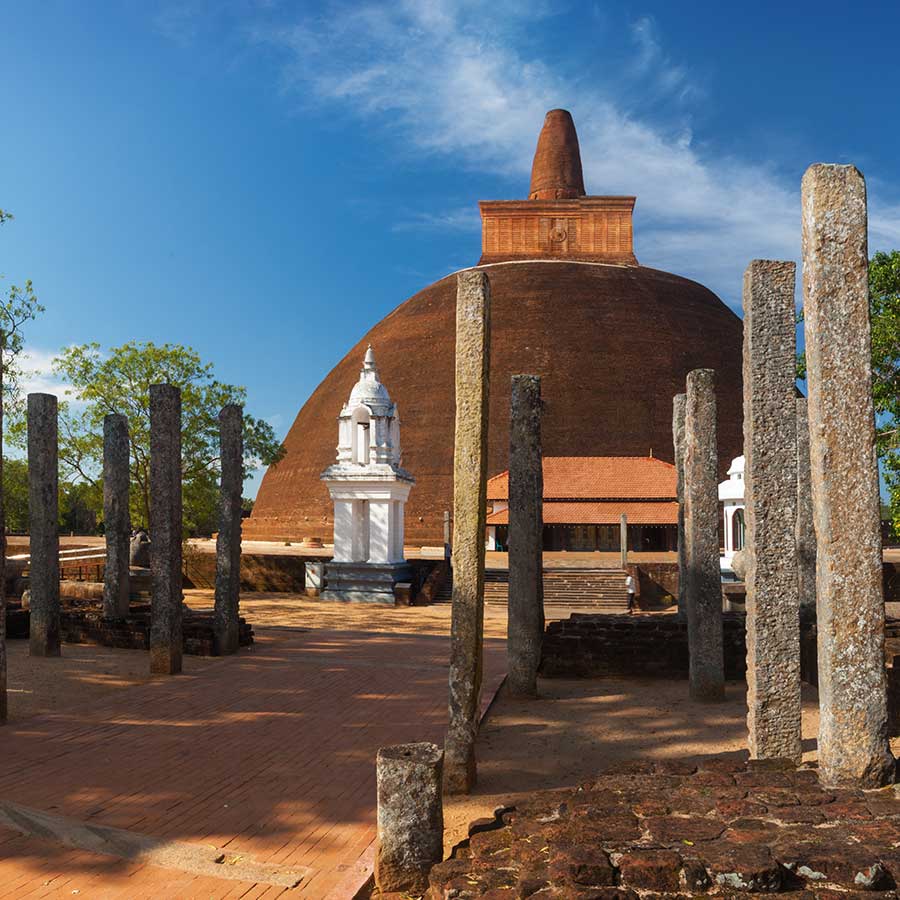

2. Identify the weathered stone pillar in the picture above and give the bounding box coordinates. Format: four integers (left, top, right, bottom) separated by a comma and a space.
619, 513, 628, 568
149, 384, 183, 676
103, 414, 131, 619
443, 509, 451, 559
375, 742, 444, 894
742, 259, 801, 762
28, 393, 60, 657
214, 404, 242, 655
795, 397, 817, 610
672, 393, 687, 618
801, 163, 893, 787
683, 369, 724, 701
507, 374, 543, 698
445, 269, 490, 794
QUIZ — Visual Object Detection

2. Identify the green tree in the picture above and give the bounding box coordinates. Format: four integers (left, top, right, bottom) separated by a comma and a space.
48, 341, 284, 535
2, 458, 29, 533
798, 249, 900, 533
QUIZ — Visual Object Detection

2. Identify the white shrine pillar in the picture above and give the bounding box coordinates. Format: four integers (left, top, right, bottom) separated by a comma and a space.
321, 347, 415, 602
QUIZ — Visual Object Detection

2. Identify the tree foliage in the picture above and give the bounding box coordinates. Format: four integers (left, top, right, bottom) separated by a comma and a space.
1, 209, 44, 569
43, 342, 284, 536
797, 250, 900, 533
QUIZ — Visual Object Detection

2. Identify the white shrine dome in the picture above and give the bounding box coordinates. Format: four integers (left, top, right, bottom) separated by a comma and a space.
718, 455, 745, 502
347, 346, 393, 411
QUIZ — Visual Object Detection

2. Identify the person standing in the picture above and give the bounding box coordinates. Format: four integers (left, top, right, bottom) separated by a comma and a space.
625, 572, 636, 614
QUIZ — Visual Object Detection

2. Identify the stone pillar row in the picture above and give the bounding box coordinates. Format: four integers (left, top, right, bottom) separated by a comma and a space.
15, 388, 243, 681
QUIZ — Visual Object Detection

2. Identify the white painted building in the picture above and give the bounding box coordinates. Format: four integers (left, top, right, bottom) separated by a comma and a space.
320, 346, 414, 602
718, 455, 746, 572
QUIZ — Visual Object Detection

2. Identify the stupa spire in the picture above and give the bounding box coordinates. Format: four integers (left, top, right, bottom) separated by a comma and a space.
528, 109, 586, 200
363, 344, 377, 373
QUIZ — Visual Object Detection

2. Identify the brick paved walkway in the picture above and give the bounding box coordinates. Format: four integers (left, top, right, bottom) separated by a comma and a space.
0, 626, 507, 898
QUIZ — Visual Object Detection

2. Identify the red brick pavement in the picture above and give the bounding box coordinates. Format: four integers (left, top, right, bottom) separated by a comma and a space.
0, 627, 507, 898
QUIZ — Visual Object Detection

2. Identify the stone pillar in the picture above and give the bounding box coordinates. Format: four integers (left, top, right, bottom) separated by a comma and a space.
375, 742, 444, 894
672, 394, 687, 618
795, 397, 817, 610
619, 513, 628, 568
801, 163, 893, 787
214, 404, 242, 656
149, 384, 183, 676
103, 414, 131, 619
683, 369, 724, 702
742, 260, 801, 762
507, 374, 543, 698
445, 269, 491, 794
28, 393, 60, 657
443, 509, 451, 559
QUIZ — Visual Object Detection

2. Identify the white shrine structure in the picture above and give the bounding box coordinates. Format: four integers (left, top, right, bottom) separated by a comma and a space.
718, 454, 746, 576
320, 346, 414, 602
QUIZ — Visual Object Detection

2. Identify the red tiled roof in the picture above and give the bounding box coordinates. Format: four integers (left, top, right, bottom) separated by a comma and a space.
486, 456, 676, 501
486, 500, 678, 526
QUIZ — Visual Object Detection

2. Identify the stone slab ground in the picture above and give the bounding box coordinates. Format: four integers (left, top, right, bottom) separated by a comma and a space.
431, 755, 900, 897
0, 610, 507, 898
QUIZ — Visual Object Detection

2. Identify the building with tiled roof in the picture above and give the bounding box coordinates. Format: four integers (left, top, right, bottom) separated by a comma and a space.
486, 456, 678, 552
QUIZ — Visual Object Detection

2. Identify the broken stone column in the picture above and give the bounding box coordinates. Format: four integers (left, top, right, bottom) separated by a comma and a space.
742, 259, 801, 762
672, 393, 687, 618
149, 384, 183, 676
795, 398, 817, 610
619, 513, 628, 568
28, 393, 60, 657
103, 414, 131, 619
375, 742, 444, 894
445, 269, 491, 794
214, 404, 243, 655
801, 163, 893, 787
507, 374, 543, 698
683, 369, 724, 702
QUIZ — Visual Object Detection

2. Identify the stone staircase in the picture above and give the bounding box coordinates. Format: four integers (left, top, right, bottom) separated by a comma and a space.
434, 567, 630, 613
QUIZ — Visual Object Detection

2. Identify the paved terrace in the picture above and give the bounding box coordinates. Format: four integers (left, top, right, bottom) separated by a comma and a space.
0, 608, 507, 898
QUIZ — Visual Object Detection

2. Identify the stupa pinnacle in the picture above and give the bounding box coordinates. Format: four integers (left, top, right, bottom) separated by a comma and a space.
529, 109, 586, 200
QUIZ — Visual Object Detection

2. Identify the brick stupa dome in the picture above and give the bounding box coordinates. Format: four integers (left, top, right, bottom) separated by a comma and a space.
245, 111, 744, 545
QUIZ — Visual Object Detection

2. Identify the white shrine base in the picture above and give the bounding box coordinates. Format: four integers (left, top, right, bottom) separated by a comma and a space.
321, 560, 413, 604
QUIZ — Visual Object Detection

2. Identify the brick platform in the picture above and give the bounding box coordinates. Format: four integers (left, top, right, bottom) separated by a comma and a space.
0, 626, 507, 897
429, 754, 900, 897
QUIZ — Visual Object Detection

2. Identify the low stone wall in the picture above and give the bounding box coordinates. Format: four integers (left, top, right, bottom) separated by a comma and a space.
540, 613, 748, 680
58, 604, 254, 655
540, 612, 833, 683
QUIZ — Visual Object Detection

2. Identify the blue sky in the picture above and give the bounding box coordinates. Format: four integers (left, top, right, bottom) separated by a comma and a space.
3, 1, 899, 496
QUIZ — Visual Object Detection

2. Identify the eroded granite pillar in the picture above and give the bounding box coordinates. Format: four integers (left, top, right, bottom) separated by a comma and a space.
742, 259, 801, 762
801, 163, 893, 787
507, 374, 543, 698
795, 397, 817, 610
683, 369, 724, 702
149, 384, 183, 675
619, 513, 628, 568
103, 414, 131, 619
28, 393, 60, 657
673, 393, 687, 619
375, 742, 444, 894
214, 404, 242, 655
445, 269, 491, 794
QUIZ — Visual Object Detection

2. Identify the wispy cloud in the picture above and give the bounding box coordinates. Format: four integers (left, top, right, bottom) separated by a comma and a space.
161, 0, 900, 308
19, 347, 81, 403
391, 206, 481, 233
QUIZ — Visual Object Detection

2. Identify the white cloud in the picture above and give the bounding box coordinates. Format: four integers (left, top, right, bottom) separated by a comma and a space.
161, 0, 897, 310
18, 347, 81, 404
